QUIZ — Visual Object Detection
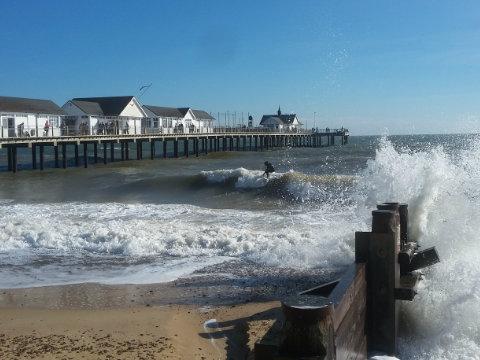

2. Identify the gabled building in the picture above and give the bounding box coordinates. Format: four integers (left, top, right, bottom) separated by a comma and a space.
0, 96, 65, 138
142, 105, 214, 134
62, 96, 147, 135
260, 106, 302, 132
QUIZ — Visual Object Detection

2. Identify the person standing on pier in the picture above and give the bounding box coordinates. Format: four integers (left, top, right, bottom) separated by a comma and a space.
43, 121, 50, 136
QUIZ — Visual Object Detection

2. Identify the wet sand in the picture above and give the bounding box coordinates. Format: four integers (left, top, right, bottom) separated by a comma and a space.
0, 281, 282, 360
0, 261, 336, 359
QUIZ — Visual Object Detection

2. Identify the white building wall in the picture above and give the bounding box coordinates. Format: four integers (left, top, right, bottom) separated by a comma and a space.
119, 99, 146, 118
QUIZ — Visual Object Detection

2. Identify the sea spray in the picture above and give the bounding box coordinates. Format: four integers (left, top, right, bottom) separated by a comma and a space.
356, 137, 480, 359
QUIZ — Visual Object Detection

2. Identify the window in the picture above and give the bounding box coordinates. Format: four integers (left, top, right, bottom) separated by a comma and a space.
153, 119, 159, 128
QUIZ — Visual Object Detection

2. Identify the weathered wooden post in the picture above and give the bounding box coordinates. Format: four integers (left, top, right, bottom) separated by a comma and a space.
93, 142, 98, 163
110, 142, 115, 162
32, 144, 37, 170
150, 140, 155, 160
174, 139, 178, 158
121, 142, 125, 161
103, 142, 107, 165
125, 141, 130, 160
54, 145, 59, 168
12, 146, 17, 173
62, 144, 67, 169
74, 143, 79, 167
195, 138, 200, 157
184, 139, 189, 157
280, 303, 335, 359
83, 143, 88, 168
136, 141, 141, 160
163, 140, 167, 158
7, 146, 13, 172
37, 145, 43, 170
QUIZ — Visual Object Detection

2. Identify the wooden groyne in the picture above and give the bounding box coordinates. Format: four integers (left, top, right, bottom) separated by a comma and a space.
255, 202, 440, 359
0, 129, 349, 172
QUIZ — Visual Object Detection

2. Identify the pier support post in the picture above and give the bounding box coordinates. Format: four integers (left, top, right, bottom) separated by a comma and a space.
12, 146, 17, 173
54, 145, 59, 168
39, 145, 44, 170
110, 142, 114, 162
94, 142, 98, 163
7, 146, 12, 171
32, 145, 37, 170
150, 140, 155, 160
204, 138, 208, 155
174, 139, 179, 158
223, 137, 227, 151
125, 141, 130, 160
103, 142, 107, 165
229, 137, 233, 151
83, 143, 88, 168
255, 136, 258, 151
184, 139, 189, 157
121, 142, 125, 161
195, 138, 200, 157
74, 143, 79, 167
62, 144, 67, 169
136, 141, 141, 160
163, 140, 167, 158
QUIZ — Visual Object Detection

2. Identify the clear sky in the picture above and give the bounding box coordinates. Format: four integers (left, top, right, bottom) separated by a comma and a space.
1, 0, 480, 135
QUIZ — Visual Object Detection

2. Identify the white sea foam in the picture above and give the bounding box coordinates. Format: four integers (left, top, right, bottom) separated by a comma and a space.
0, 199, 359, 288
356, 138, 480, 359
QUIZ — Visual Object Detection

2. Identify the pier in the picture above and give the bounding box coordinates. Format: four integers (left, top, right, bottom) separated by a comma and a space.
0, 129, 349, 172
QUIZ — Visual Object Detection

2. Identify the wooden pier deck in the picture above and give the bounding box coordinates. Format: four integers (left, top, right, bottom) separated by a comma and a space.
0, 129, 349, 172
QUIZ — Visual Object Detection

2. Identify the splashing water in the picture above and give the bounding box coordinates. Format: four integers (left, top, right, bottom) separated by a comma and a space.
357, 137, 480, 359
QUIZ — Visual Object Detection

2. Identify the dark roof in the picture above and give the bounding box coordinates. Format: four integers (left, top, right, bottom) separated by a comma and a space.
260, 114, 299, 125
71, 96, 134, 116
143, 106, 215, 121
192, 110, 214, 120
177, 107, 191, 117
0, 96, 65, 115
142, 105, 184, 118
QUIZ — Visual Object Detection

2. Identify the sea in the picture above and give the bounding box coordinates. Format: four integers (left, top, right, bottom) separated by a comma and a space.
0, 134, 479, 359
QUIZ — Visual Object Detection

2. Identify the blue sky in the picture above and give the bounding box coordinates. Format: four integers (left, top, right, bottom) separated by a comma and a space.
1, 0, 480, 135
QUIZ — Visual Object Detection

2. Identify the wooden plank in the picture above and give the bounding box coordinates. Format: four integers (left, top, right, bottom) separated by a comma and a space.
331, 263, 366, 331
335, 287, 366, 360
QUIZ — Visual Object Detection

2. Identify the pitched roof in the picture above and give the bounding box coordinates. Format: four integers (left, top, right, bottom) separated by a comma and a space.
142, 105, 184, 118
143, 106, 215, 121
0, 96, 65, 115
260, 114, 299, 125
71, 96, 134, 116
177, 107, 191, 117
192, 110, 214, 120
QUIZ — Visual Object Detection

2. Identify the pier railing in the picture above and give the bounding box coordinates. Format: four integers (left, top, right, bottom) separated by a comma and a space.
1, 125, 349, 140
255, 202, 440, 359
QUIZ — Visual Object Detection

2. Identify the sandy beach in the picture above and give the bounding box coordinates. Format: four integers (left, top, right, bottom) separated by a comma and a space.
0, 282, 282, 359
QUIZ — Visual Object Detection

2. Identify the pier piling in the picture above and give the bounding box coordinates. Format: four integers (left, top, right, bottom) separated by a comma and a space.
62, 144, 67, 168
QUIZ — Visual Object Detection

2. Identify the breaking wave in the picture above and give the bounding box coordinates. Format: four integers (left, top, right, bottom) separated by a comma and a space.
200, 167, 356, 202
355, 137, 480, 359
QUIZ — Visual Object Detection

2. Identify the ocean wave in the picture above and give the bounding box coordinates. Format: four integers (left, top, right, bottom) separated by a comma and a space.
200, 167, 356, 202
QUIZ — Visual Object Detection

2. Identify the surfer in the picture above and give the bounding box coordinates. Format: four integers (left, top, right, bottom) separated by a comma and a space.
263, 161, 275, 179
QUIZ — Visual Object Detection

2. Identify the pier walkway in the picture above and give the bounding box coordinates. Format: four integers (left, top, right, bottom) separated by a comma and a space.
0, 129, 349, 172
